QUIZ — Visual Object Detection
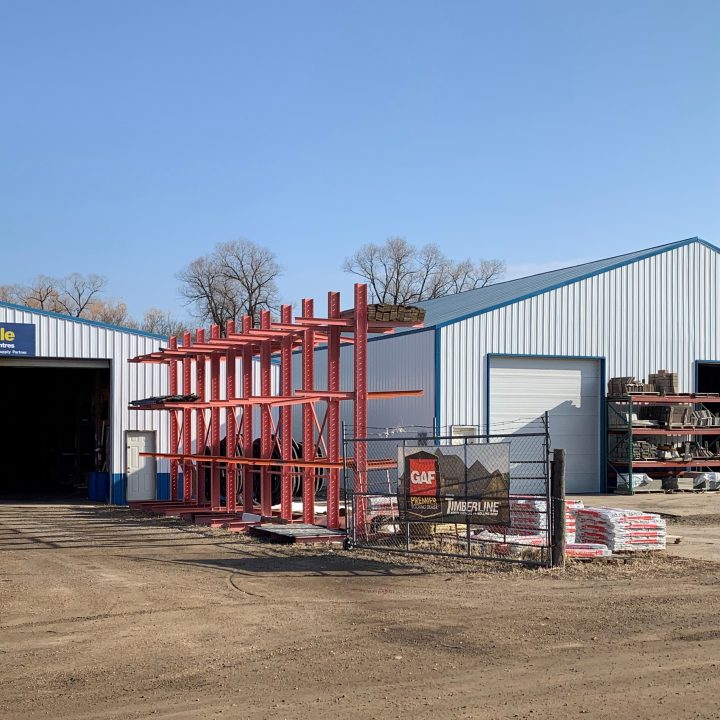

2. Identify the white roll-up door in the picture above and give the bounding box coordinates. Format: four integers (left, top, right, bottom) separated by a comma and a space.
488, 356, 602, 493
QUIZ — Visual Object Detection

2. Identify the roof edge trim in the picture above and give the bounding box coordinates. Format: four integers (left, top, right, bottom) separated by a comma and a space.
435, 236, 715, 330
0, 300, 169, 341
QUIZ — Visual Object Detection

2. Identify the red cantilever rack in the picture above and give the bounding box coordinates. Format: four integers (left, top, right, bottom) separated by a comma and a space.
128, 284, 423, 532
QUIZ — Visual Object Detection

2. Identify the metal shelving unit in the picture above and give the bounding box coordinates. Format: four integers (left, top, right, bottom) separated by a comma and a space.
607, 394, 720, 494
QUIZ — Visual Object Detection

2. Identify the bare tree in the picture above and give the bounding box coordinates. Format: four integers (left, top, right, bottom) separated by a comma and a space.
0, 284, 20, 304
85, 299, 135, 326
56, 273, 107, 317
141, 308, 190, 337
177, 239, 282, 329
215, 240, 281, 320
444, 258, 506, 294
343, 237, 505, 304
17, 275, 63, 311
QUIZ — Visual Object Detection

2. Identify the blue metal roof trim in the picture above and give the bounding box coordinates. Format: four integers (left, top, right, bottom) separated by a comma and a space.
0, 299, 169, 341
411, 236, 715, 330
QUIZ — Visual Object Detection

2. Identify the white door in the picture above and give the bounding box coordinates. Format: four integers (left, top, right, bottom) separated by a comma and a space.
126, 431, 157, 501
488, 356, 602, 493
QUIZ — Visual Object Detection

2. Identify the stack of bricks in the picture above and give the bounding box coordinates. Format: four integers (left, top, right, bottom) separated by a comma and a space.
649, 369, 679, 395
608, 376, 654, 395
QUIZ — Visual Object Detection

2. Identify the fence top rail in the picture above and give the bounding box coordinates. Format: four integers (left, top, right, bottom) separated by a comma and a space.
345, 431, 548, 442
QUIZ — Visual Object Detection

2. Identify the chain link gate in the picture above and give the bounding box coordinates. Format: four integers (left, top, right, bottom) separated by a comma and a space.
341, 414, 552, 567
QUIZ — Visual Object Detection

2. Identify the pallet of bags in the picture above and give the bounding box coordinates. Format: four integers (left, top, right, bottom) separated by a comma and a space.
566, 542, 612, 558
576, 507, 666, 551
470, 529, 546, 557
565, 499, 584, 542
510, 496, 548, 532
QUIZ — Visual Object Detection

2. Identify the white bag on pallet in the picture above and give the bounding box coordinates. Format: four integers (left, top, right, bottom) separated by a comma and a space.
576, 507, 666, 552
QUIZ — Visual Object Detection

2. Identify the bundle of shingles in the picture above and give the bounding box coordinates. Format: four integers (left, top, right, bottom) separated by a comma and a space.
566, 542, 612, 558
509, 497, 548, 533
470, 529, 546, 556
576, 507, 666, 551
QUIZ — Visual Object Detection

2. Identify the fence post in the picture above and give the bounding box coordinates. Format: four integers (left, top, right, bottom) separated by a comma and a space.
551, 448, 566, 568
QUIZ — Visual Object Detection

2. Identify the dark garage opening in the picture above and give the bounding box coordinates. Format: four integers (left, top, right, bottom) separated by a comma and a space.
696, 362, 720, 451
0, 363, 110, 501
697, 362, 720, 399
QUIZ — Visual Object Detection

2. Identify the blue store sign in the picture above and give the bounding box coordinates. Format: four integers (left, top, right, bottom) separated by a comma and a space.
0, 323, 36, 357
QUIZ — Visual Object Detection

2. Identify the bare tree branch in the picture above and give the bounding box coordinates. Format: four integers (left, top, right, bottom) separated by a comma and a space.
84, 299, 135, 326
177, 239, 282, 329
17, 275, 63, 311
56, 273, 107, 317
343, 238, 505, 303
141, 308, 190, 337
0, 284, 22, 304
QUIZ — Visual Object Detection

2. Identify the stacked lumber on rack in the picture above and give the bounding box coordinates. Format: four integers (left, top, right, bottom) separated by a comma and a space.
576, 507, 666, 551
365, 304, 426, 323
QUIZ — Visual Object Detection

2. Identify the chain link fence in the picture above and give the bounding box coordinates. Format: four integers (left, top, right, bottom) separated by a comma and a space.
341, 415, 552, 567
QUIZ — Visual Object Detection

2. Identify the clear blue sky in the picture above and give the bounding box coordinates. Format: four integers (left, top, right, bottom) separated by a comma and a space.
1, 0, 719, 323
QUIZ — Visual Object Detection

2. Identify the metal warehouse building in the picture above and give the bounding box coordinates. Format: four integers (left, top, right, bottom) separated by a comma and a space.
0, 305, 170, 504
317, 237, 720, 494
2, 236, 719, 504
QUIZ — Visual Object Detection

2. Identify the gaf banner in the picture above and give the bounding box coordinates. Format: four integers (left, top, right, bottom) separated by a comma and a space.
398, 443, 511, 525
0, 323, 36, 357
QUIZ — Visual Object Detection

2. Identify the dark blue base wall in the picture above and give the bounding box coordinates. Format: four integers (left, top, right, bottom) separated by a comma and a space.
111, 473, 180, 505
111, 474, 126, 505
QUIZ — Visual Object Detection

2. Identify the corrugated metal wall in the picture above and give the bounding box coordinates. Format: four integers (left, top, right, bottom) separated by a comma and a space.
439, 242, 720, 430
293, 329, 435, 436
0, 306, 168, 498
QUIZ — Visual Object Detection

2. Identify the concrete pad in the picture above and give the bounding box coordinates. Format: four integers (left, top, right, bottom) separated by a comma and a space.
572, 492, 720, 518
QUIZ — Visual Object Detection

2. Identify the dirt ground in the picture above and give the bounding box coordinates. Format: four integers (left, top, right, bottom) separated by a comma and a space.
1, 503, 720, 720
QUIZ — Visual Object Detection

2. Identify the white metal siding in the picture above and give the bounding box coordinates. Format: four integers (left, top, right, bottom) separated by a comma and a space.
293, 330, 435, 436
489, 356, 601, 492
439, 243, 720, 433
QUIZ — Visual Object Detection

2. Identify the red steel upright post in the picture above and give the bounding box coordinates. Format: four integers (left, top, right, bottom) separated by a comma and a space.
168, 336, 179, 501
210, 324, 221, 509
260, 310, 272, 517
225, 320, 237, 514
327, 291, 341, 529
301, 299, 316, 523
182, 332, 193, 503
353, 284, 368, 537
279, 304, 293, 521
242, 315, 255, 513
195, 328, 206, 504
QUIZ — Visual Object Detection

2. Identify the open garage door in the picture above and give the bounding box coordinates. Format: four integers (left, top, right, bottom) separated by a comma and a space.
0, 360, 110, 501
488, 356, 602, 493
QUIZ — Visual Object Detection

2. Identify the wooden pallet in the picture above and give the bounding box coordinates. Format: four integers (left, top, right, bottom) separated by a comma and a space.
249, 523, 346, 545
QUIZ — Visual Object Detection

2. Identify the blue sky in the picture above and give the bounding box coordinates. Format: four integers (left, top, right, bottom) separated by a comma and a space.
1, 0, 719, 323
